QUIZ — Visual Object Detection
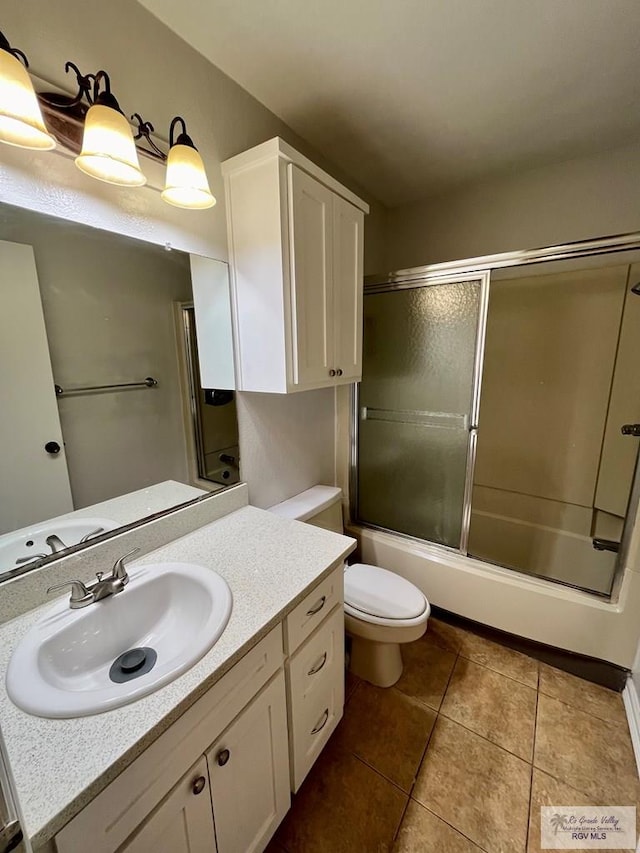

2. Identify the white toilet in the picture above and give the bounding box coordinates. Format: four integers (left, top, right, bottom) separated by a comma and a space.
269, 485, 430, 687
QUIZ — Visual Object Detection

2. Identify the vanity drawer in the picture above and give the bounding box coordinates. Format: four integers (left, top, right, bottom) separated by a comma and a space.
287, 605, 345, 791
288, 604, 344, 705
289, 665, 344, 792
285, 565, 343, 654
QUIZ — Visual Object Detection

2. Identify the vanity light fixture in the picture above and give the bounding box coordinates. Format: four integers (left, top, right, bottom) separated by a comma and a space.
0, 29, 56, 150
75, 71, 146, 187
0, 30, 215, 210
161, 117, 216, 210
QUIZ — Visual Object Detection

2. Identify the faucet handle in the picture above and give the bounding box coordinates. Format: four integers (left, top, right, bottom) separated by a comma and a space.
46, 579, 92, 605
111, 548, 140, 581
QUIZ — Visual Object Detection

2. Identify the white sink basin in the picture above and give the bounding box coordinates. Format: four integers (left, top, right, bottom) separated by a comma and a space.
0, 517, 118, 570
6, 562, 232, 718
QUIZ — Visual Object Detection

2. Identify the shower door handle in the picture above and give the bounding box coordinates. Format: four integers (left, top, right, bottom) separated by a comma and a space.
621, 424, 640, 437
592, 538, 620, 553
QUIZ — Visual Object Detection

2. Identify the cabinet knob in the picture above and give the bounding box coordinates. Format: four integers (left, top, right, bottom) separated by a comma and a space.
216, 748, 230, 766
45, 441, 61, 454
329, 369, 336, 377
192, 776, 206, 795
336, 368, 343, 377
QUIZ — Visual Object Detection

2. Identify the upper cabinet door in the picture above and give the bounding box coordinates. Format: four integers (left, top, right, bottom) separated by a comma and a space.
288, 164, 335, 388
332, 195, 364, 383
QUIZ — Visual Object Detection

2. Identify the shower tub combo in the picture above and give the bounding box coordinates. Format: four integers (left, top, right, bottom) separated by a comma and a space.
347, 232, 640, 669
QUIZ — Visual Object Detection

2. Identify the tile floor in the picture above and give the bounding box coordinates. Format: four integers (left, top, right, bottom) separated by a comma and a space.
269, 618, 640, 852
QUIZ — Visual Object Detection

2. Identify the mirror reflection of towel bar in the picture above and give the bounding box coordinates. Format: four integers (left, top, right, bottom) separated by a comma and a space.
360, 406, 468, 430
54, 377, 158, 397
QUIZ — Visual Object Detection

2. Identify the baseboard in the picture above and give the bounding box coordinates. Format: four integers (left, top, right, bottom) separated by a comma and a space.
433, 605, 629, 691
623, 678, 640, 780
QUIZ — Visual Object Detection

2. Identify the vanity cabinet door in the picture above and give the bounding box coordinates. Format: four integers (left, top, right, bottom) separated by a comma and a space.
207, 671, 290, 853
120, 756, 217, 853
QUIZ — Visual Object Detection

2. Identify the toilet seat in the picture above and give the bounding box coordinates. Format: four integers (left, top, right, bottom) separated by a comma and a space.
344, 563, 430, 628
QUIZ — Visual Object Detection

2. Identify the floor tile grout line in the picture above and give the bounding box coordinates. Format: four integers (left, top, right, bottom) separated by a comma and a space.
536, 687, 628, 727
349, 749, 416, 798
408, 800, 491, 853
457, 649, 539, 689
435, 708, 535, 766
391, 644, 462, 845
526, 683, 540, 850
529, 761, 640, 809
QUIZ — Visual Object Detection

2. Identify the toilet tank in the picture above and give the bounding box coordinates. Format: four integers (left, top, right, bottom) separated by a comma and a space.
268, 486, 344, 534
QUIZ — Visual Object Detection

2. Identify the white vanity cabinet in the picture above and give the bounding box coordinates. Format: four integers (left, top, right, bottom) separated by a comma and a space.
54, 567, 346, 853
221, 137, 368, 393
55, 626, 288, 853
119, 757, 216, 853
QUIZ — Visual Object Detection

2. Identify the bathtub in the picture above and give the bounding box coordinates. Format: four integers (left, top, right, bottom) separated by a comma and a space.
346, 520, 640, 668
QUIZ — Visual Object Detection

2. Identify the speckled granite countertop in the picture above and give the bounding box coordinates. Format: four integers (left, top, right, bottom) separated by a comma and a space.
0, 505, 355, 849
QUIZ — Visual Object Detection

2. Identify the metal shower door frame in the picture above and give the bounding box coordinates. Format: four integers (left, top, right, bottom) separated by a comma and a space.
350, 270, 491, 555
351, 229, 640, 600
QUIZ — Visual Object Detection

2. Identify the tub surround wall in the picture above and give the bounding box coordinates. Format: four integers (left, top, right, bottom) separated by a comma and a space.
468, 263, 636, 593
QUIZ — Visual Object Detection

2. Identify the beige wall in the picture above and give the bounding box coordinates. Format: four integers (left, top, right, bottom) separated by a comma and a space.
384, 142, 640, 270
0, 206, 193, 509
0, 0, 388, 510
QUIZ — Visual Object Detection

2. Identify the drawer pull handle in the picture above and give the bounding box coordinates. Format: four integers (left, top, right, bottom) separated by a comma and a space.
192, 776, 206, 795
216, 748, 231, 767
308, 651, 328, 676
306, 595, 326, 617
311, 708, 329, 735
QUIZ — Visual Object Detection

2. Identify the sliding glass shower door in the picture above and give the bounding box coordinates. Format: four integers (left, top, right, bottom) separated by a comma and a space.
355, 275, 488, 550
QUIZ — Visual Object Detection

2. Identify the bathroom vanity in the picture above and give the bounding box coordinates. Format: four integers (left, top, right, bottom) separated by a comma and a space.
0, 495, 354, 853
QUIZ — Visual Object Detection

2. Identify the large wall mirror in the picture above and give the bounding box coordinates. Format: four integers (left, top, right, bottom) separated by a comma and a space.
0, 201, 239, 581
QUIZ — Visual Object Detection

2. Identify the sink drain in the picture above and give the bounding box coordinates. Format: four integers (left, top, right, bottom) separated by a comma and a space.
109, 647, 157, 683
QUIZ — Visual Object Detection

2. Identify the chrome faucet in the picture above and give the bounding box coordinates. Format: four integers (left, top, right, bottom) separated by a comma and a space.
46, 548, 140, 609
45, 534, 67, 554
14, 527, 107, 567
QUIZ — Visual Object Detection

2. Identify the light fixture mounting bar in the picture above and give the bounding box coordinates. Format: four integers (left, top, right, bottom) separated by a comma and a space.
36, 61, 167, 162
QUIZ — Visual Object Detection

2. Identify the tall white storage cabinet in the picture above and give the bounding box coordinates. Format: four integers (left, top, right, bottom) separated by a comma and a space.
221, 138, 369, 393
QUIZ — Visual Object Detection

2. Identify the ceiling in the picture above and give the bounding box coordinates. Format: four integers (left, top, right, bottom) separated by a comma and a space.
139, 0, 640, 207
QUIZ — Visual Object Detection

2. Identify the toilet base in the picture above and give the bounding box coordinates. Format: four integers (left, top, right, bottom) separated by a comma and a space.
349, 636, 403, 688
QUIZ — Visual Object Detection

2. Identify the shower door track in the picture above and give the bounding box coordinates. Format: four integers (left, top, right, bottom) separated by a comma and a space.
351, 229, 640, 601
364, 231, 640, 288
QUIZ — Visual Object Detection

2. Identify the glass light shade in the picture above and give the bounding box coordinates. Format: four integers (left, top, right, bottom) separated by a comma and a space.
0, 49, 56, 150
161, 143, 216, 209
75, 103, 146, 187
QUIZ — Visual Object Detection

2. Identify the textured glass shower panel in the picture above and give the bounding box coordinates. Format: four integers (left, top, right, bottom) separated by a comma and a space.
357, 282, 481, 548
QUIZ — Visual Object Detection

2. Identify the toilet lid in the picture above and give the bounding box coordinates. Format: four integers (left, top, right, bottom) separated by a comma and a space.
344, 563, 427, 620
